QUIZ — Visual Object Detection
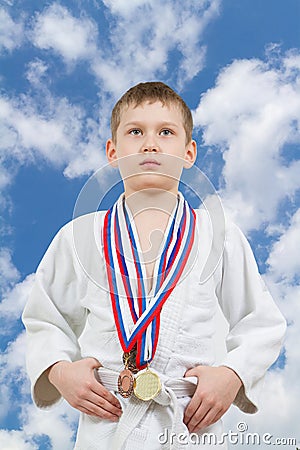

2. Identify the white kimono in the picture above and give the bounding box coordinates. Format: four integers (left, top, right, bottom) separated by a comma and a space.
22, 205, 286, 450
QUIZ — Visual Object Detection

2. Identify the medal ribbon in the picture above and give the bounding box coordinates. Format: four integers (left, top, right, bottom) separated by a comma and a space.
103, 192, 196, 369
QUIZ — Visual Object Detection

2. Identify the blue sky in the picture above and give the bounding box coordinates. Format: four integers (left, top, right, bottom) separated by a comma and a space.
1, 0, 300, 448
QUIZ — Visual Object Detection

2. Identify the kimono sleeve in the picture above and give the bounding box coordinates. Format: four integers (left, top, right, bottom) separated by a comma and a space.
22, 221, 88, 409
215, 221, 286, 414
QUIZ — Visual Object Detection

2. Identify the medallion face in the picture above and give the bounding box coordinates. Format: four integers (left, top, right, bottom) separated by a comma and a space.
118, 369, 134, 398
133, 369, 161, 401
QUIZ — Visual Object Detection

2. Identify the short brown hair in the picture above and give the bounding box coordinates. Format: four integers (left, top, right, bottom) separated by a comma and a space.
110, 81, 193, 144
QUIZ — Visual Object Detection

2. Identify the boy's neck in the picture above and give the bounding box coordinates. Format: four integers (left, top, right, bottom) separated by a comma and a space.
124, 188, 179, 220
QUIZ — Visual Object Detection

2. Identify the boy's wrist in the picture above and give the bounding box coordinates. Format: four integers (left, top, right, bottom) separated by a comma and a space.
47, 360, 71, 386
47, 358, 102, 386
219, 365, 243, 390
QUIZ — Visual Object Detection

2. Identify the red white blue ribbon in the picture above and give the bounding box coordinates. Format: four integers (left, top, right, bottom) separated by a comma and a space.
103, 192, 196, 369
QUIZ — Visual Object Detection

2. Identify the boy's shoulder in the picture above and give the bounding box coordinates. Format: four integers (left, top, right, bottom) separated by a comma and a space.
50, 211, 107, 253
59, 210, 107, 234
69, 210, 106, 226
194, 203, 243, 234
193, 203, 248, 254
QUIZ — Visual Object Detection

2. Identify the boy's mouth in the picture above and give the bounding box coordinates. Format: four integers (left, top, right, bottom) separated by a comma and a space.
139, 158, 161, 167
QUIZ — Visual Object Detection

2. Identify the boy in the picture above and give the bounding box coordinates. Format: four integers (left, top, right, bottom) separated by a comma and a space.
23, 82, 286, 449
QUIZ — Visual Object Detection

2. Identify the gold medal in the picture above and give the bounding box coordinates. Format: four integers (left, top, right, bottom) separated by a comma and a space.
133, 367, 161, 401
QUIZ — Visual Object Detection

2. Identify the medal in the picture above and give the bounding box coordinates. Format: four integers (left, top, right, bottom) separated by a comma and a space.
118, 369, 134, 398
133, 366, 161, 401
118, 351, 136, 398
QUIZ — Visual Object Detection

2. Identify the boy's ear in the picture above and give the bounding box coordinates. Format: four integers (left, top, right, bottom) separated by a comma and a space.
183, 139, 197, 169
106, 139, 118, 168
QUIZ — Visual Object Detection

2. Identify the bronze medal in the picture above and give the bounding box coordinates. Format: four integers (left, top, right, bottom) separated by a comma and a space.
118, 368, 135, 398
118, 348, 138, 398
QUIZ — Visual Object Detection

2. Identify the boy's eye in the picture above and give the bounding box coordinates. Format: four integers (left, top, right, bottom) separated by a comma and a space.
129, 129, 142, 136
160, 129, 173, 136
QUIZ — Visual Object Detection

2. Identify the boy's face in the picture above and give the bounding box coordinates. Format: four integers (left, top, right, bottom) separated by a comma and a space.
106, 101, 197, 197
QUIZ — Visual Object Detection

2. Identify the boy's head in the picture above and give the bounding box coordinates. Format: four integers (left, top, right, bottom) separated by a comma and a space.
107, 81, 197, 197
111, 81, 193, 144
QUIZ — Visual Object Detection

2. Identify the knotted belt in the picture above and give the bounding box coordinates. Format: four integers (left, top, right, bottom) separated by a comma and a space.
96, 367, 198, 450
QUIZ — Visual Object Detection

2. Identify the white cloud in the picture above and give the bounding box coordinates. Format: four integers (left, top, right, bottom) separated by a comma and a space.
0, 166, 14, 221
284, 48, 300, 74
22, 403, 77, 450
102, 0, 152, 16
0, 95, 77, 164
30, 1, 220, 97
0, 330, 78, 449
0, 274, 35, 319
267, 209, 300, 283
97, 0, 220, 93
0, 90, 106, 178
25, 59, 48, 87
1, 331, 27, 374
63, 117, 106, 178
0, 333, 30, 435
0, 384, 10, 423
32, 3, 98, 64
0, 8, 23, 53
0, 248, 20, 295
0, 430, 36, 450
193, 50, 300, 232
0, 166, 12, 191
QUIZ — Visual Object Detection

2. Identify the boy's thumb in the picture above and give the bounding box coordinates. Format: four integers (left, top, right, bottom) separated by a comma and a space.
184, 366, 201, 378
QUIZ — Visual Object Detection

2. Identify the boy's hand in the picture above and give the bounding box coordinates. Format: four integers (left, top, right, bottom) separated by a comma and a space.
183, 365, 242, 433
48, 358, 122, 421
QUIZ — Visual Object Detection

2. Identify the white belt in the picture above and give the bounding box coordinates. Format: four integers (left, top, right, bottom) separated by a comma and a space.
97, 367, 198, 450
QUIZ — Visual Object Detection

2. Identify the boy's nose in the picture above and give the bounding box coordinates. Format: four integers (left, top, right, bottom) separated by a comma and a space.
143, 146, 158, 152
141, 132, 159, 153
